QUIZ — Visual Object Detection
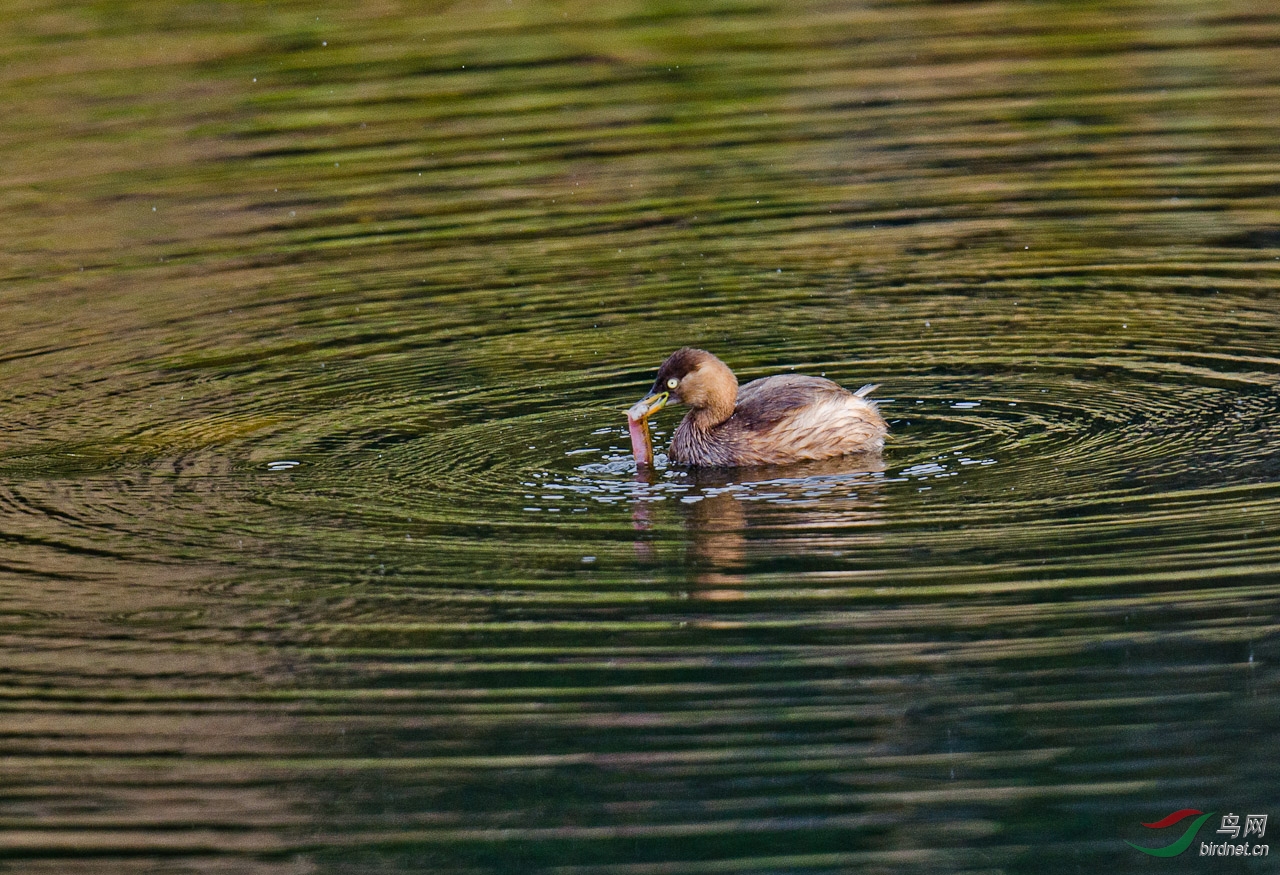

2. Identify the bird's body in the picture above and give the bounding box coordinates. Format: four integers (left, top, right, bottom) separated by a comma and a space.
670, 372, 884, 465
630, 348, 886, 467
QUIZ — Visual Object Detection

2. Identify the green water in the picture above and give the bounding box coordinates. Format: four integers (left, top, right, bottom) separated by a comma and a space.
2, 1, 1278, 872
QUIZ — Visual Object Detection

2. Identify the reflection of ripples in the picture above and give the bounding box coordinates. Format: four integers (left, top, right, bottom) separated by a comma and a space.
248, 341, 1277, 530
4, 285, 1277, 597
8, 339, 1269, 581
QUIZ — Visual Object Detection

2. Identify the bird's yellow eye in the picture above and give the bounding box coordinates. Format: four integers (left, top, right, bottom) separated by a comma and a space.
666, 377, 679, 389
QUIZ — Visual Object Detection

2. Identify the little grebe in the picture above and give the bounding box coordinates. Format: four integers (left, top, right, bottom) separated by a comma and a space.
629, 348, 887, 466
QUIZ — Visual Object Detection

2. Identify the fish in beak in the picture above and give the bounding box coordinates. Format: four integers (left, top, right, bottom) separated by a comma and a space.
627, 391, 668, 423
626, 391, 668, 468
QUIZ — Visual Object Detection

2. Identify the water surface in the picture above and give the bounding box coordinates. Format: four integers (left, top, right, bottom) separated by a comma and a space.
2, 1, 1279, 873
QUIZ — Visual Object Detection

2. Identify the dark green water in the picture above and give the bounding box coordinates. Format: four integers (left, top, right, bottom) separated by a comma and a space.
2, 1, 1278, 873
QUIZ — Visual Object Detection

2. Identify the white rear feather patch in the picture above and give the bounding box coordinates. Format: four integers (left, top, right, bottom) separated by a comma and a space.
765, 393, 885, 459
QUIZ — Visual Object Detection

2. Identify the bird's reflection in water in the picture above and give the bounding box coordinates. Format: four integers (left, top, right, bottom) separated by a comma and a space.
633, 453, 886, 599
684, 488, 748, 600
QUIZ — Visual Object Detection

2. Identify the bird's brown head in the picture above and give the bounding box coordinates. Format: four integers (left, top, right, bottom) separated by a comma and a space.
638, 347, 738, 426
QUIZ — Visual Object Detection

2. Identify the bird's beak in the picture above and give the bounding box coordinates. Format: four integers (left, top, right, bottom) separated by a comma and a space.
627, 391, 668, 422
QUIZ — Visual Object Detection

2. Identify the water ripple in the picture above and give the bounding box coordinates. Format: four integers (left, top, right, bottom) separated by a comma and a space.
2, 0, 1279, 872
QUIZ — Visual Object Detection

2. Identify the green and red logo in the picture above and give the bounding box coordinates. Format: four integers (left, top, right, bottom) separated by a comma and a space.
1126, 809, 1215, 857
